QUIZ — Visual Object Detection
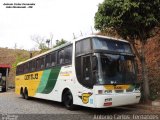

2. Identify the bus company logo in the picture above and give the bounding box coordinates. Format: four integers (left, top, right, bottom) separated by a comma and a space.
60, 71, 72, 76
24, 73, 38, 80
79, 93, 92, 104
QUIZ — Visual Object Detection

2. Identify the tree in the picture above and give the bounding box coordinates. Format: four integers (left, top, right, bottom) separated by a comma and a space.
95, 0, 160, 101
31, 35, 49, 51
53, 39, 67, 48
38, 43, 48, 50
45, 33, 54, 48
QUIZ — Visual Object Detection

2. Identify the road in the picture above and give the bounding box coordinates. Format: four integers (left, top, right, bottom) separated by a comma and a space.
0, 91, 159, 120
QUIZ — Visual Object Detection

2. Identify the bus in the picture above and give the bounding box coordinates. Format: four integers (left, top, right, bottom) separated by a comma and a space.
0, 64, 10, 92
15, 35, 141, 109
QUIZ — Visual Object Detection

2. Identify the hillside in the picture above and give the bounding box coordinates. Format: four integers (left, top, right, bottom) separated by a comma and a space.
0, 48, 37, 87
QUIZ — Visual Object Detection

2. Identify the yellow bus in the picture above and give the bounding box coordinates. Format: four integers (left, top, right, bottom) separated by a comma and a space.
15, 35, 141, 110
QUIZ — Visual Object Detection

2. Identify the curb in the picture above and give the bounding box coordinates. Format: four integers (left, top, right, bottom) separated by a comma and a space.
134, 104, 160, 112
152, 101, 160, 106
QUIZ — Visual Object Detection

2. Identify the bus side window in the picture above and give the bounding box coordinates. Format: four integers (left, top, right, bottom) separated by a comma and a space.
64, 45, 72, 64
45, 54, 51, 68
29, 61, 32, 72
40, 57, 45, 69
24, 63, 29, 73
23, 64, 26, 73
36, 59, 40, 70
58, 49, 64, 65
21, 65, 24, 74
26, 63, 29, 73
16, 66, 19, 75
51, 52, 56, 66
18, 65, 21, 74
76, 39, 91, 56
32, 60, 36, 71
18, 66, 20, 75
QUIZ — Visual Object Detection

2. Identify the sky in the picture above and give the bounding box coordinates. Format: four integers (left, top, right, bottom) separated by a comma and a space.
0, 0, 103, 50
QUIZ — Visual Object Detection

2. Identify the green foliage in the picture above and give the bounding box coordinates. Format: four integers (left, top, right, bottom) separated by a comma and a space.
12, 52, 29, 70
38, 43, 48, 50
38, 43, 50, 53
53, 39, 67, 48
95, 0, 160, 41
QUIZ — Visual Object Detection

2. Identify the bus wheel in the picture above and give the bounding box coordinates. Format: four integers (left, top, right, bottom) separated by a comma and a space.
63, 90, 75, 110
20, 88, 25, 99
24, 88, 29, 100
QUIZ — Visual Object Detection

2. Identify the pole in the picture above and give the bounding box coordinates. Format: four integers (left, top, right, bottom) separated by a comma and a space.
73, 33, 76, 39
91, 26, 94, 34
6, 68, 9, 91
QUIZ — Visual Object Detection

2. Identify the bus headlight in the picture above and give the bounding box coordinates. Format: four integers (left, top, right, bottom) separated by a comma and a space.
98, 90, 104, 94
98, 90, 112, 94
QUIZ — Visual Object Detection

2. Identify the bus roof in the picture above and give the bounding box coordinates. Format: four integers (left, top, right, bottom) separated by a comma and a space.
17, 35, 129, 66
17, 42, 72, 66
74, 35, 129, 43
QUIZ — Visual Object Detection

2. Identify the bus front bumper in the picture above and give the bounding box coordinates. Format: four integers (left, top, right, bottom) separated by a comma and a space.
94, 92, 141, 108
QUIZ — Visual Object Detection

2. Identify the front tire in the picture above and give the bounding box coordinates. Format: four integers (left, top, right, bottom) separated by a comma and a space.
63, 90, 75, 110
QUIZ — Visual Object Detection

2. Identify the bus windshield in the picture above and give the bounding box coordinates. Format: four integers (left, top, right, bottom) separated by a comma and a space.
96, 54, 136, 84
92, 37, 132, 54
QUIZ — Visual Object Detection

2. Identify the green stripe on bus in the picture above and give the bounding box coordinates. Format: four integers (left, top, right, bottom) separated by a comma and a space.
37, 69, 51, 93
41, 66, 61, 94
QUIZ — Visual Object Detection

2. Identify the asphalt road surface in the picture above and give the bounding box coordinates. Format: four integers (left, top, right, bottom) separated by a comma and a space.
0, 90, 159, 120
